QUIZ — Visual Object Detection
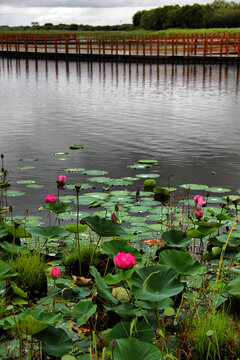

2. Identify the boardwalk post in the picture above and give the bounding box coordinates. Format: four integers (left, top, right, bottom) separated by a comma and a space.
65, 39, 68, 54
157, 38, 159, 56
220, 38, 223, 57
35, 39, 37, 52
164, 37, 167, 56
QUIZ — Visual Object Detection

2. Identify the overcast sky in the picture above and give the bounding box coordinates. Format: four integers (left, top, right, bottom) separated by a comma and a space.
0, 0, 218, 26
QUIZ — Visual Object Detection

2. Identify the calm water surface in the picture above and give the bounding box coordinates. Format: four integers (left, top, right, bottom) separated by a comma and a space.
0, 57, 240, 214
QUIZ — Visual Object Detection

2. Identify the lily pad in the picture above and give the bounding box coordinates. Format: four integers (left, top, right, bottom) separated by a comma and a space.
83, 170, 108, 175
19, 158, 38, 162
111, 321, 155, 344
17, 166, 35, 170
6, 190, 25, 197
58, 211, 90, 220
81, 216, 127, 237
162, 229, 191, 247
136, 173, 160, 179
128, 164, 151, 169
17, 180, 35, 184
114, 338, 162, 360
26, 184, 44, 188
131, 265, 183, 301
138, 159, 158, 165
57, 157, 69, 161
64, 168, 85, 172
158, 249, 204, 276
69, 145, 84, 150
29, 226, 70, 239
180, 184, 208, 190
207, 187, 231, 193
87, 177, 111, 183
34, 327, 73, 357
104, 179, 133, 186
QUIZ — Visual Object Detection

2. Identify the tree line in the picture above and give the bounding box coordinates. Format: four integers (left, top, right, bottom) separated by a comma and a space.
132, 0, 240, 30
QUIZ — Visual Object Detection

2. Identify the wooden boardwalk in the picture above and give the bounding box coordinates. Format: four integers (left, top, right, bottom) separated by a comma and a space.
1, 33, 240, 64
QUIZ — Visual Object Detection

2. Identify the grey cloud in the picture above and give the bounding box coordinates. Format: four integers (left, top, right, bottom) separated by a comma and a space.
0, 0, 161, 7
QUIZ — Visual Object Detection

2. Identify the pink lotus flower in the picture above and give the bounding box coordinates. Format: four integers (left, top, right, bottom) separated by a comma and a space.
195, 210, 203, 220
50, 267, 61, 280
194, 195, 203, 204
114, 252, 136, 270
194, 195, 206, 209
57, 174, 66, 185
45, 194, 57, 203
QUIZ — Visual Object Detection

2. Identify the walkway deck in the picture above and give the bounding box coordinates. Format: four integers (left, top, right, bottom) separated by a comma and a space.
1, 33, 240, 64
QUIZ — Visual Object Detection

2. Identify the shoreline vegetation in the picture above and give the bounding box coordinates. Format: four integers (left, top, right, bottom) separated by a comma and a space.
1, 0, 240, 36
1, 152, 240, 359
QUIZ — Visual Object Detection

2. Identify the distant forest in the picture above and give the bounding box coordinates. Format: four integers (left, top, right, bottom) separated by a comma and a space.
1, 0, 240, 31
132, 0, 240, 30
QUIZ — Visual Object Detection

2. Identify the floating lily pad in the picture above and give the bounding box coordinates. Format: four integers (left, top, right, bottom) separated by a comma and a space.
110, 190, 130, 196
87, 177, 110, 183
26, 184, 44, 189
17, 180, 35, 184
207, 187, 231, 193
59, 195, 76, 203
122, 177, 139, 181
82, 192, 109, 199
19, 158, 38, 162
6, 190, 25, 197
136, 173, 160, 179
104, 178, 133, 186
180, 184, 208, 190
64, 168, 85, 172
51, 151, 69, 156
128, 164, 151, 169
64, 183, 93, 190
58, 211, 90, 220
138, 159, 158, 165
69, 145, 84, 150
83, 170, 108, 176
57, 157, 69, 161
17, 166, 35, 170
29, 226, 70, 239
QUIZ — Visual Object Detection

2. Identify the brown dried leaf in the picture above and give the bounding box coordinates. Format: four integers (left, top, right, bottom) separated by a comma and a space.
72, 275, 92, 287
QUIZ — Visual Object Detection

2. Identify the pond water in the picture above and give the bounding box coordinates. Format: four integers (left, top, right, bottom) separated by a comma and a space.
0, 57, 240, 215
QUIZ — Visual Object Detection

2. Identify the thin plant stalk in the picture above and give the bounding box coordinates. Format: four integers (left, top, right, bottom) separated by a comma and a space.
52, 279, 56, 312
75, 184, 81, 276
217, 212, 238, 280
124, 274, 149, 324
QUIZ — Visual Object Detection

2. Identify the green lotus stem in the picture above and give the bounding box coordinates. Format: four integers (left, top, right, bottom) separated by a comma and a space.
10, 227, 16, 265
48, 210, 51, 226
103, 256, 110, 278
88, 236, 101, 277
33, 288, 63, 307
217, 213, 238, 280
52, 280, 56, 312
124, 275, 149, 324
174, 292, 184, 323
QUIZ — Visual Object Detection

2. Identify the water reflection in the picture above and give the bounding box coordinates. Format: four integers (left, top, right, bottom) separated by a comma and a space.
0, 57, 240, 214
